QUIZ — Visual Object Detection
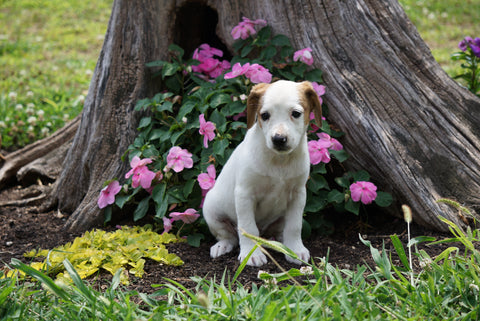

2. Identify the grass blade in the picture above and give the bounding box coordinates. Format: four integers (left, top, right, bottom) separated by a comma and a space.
10, 258, 69, 301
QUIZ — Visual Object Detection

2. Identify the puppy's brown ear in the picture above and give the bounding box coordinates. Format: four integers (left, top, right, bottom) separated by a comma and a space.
246, 83, 270, 129
298, 81, 323, 128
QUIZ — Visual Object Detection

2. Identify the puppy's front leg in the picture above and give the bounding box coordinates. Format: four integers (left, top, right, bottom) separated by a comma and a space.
235, 188, 268, 267
283, 187, 310, 264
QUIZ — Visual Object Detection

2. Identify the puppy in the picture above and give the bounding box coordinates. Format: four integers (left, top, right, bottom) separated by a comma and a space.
202, 80, 323, 266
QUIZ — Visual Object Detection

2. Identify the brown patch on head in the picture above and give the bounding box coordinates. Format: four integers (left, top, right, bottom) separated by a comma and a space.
246, 83, 270, 129
298, 81, 323, 127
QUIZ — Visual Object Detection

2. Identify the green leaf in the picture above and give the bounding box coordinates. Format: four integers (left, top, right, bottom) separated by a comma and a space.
63, 259, 94, 302
328, 189, 344, 203
168, 43, 184, 58
304, 69, 323, 82
209, 93, 232, 108
134, 196, 151, 221
345, 198, 360, 215
330, 149, 349, 162
176, 100, 197, 120
135, 98, 152, 111
187, 233, 204, 247
307, 173, 328, 192
375, 191, 393, 207
260, 46, 277, 60
146, 60, 166, 68
353, 170, 370, 182
162, 62, 180, 78
183, 179, 196, 198
241, 44, 254, 57
271, 34, 291, 47
156, 101, 173, 113
213, 139, 229, 158
138, 116, 152, 129
390, 234, 410, 270
334, 176, 350, 188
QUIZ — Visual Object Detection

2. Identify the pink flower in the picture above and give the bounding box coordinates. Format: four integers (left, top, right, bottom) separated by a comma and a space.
192, 44, 231, 79
293, 47, 314, 66
125, 156, 156, 189
98, 180, 122, 209
231, 17, 267, 40
166, 146, 194, 173
170, 208, 200, 224
162, 216, 173, 234
350, 181, 377, 204
198, 165, 216, 191
224, 62, 272, 83
224, 62, 251, 79
311, 82, 326, 105
245, 63, 272, 83
308, 140, 331, 165
199, 114, 216, 148
317, 132, 343, 151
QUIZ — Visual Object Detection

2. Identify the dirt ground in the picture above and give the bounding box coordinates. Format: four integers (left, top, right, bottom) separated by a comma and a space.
0, 183, 454, 294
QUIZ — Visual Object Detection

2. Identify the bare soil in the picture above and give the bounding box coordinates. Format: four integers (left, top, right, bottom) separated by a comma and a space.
0, 183, 453, 294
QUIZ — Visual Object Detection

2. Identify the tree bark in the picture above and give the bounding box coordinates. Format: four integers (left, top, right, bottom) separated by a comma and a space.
11, 0, 479, 231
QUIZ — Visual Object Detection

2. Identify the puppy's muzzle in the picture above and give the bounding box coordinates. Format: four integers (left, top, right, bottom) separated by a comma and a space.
272, 134, 289, 151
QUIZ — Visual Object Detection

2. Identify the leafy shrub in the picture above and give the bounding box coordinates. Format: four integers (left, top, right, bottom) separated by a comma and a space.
100, 19, 392, 244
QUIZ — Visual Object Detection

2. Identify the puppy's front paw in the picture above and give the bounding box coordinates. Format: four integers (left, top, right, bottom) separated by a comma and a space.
210, 240, 235, 258
238, 248, 268, 267
285, 244, 310, 265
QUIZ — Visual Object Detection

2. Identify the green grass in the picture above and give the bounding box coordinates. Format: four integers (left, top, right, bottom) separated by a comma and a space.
2, 217, 479, 320
0, 0, 112, 149
399, 0, 480, 76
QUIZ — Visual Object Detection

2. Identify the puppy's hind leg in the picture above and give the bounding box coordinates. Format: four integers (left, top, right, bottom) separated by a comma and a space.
205, 216, 238, 259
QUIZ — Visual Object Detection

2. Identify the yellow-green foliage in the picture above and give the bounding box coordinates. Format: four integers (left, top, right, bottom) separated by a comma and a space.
13, 225, 184, 284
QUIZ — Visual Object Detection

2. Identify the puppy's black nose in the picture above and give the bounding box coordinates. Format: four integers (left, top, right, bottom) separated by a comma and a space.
272, 134, 288, 149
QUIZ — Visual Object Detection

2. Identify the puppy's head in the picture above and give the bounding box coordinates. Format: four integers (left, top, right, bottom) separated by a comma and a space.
246, 80, 323, 154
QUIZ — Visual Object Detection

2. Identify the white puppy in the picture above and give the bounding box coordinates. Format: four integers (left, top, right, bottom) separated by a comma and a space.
202, 80, 323, 266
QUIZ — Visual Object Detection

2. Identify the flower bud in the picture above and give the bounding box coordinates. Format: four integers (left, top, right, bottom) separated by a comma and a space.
402, 204, 412, 223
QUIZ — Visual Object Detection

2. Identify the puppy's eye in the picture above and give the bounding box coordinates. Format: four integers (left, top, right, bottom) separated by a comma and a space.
260, 112, 270, 121
291, 110, 302, 119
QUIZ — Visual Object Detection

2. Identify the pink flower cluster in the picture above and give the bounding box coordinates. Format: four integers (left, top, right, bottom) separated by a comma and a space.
308, 133, 343, 165
459, 36, 480, 57
224, 62, 272, 83
350, 181, 377, 204
98, 147, 194, 209
197, 164, 216, 207
192, 44, 231, 79
231, 17, 267, 40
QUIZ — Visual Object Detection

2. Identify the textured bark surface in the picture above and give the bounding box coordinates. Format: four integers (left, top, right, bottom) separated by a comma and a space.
17, 0, 479, 231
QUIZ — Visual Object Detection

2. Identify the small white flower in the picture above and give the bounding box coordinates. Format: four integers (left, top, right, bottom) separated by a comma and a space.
41, 127, 49, 136
469, 284, 479, 292
27, 116, 37, 125
27, 125, 34, 133
63, 114, 70, 121
37, 109, 45, 120
26, 91, 34, 99
182, 117, 188, 124
8, 92, 17, 101
85, 70, 93, 76
46, 122, 52, 127
300, 266, 313, 275
257, 270, 268, 279
239, 94, 248, 101
19, 69, 27, 77
15, 104, 23, 111
0, 121, 6, 128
